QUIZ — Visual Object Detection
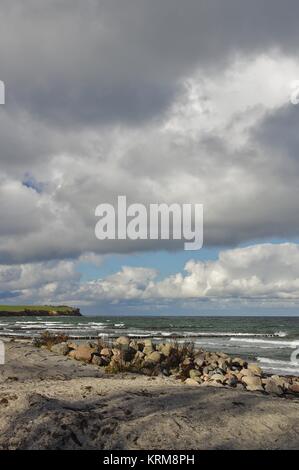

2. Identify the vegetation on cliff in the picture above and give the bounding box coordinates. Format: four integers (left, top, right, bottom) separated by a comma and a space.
0, 305, 81, 316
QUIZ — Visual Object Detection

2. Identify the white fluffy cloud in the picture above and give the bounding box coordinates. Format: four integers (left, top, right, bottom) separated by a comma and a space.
3, 244, 299, 307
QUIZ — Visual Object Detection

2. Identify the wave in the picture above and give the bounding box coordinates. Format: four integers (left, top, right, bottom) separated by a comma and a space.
230, 337, 299, 347
257, 356, 299, 376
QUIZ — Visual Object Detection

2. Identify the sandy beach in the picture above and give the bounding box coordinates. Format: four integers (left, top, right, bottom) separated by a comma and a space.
0, 339, 298, 450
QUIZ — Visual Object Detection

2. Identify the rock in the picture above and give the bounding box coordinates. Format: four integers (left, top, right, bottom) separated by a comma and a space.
68, 350, 76, 359
209, 373, 225, 383
185, 378, 200, 386
51, 342, 69, 355
146, 351, 161, 363
239, 368, 256, 378
182, 357, 192, 366
194, 352, 205, 366
134, 350, 145, 360
232, 357, 247, 368
289, 382, 299, 394
159, 343, 174, 357
225, 374, 238, 387
74, 344, 95, 362
242, 375, 263, 391
218, 352, 230, 359
247, 363, 262, 376
67, 342, 78, 350
209, 353, 219, 363
217, 359, 228, 371
270, 375, 288, 389
91, 355, 104, 366
129, 340, 139, 351
201, 381, 223, 388
264, 378, 284, 395
100, 356, 110, 365
100, 348, 112, 357
143, 339, 155, 355
213, 367, 225, 375
189, 369, 202, 379
115, 336, 130, 346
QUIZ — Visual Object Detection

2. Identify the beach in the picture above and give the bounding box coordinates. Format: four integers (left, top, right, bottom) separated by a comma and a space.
1, 316, 299, 376
0, 339, 298, 450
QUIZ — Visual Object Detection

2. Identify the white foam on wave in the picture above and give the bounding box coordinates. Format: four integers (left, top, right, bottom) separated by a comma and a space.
257, 356, 299, 375
230, 337, 299, 347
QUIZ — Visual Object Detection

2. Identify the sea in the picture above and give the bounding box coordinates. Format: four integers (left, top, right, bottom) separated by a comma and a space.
1, 315, 299, 376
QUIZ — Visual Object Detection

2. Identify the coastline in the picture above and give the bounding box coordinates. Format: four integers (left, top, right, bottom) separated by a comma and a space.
0, 339, 298, 450
0, 306, 81, 317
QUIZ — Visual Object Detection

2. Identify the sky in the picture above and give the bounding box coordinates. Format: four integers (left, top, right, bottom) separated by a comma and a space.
1, 0, 299, 315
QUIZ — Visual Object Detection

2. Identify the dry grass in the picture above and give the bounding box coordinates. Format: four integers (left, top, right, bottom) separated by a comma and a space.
33, 331, 69, 350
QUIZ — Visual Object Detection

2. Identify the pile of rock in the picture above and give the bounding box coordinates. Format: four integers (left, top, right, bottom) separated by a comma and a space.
48, 336, 299, 396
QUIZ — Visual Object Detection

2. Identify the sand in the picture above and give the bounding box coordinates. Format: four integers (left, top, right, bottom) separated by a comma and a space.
0, 339, 298, 450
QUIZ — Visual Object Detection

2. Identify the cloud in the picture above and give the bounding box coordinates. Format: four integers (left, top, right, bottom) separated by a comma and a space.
145, 243, 299, 301
1, 2, 299, 276
3, 244, 299, 308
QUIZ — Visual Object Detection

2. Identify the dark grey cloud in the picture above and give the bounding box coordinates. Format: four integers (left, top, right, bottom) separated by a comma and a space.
1, 0, 299, 126
1, 1, 299, 266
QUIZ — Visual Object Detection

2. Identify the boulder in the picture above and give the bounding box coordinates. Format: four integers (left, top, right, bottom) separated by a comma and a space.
189, 369, 202, 379
247, 363, 262, 376
264, 378, 284, 396
100, 356, 110, 366
209, 353, 219, 363
239, 368, 256, 378
91, 355, 104, 366
146, 351, 161, 363
51, 342, 69, 356
224, 374, 238, 387
100, 347, 112, 357
194, 356, 205, 368
232, 357, 247, 368
194, 353, 205, 368
270, 375, 288, 390
182, 357, 192, 366
115, 336, 130, 346
143, 339, 154, 355
289, 382, 299, 394
129, 340, 139, 351
68, 349, 76, 359
74, 344, 95, 362
185, 378, 201, 386
201, 381, 223, 388
209, 373, 225, 383
218, 352, 230, 359
242, 375, 263, 391
217, 359, 228, 371
159, 343, 174, 357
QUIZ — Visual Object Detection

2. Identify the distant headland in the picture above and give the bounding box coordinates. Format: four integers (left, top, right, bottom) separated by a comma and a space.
0, 305, 81, 317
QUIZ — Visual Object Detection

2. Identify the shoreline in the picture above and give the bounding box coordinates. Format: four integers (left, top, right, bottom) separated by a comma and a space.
0, 338, 298, 449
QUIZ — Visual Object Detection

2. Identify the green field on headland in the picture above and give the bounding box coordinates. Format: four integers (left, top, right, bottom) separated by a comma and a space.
0, 305, 81, 316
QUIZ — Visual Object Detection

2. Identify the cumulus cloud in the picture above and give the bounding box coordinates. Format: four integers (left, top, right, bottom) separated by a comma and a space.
3, 244, 299, 308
